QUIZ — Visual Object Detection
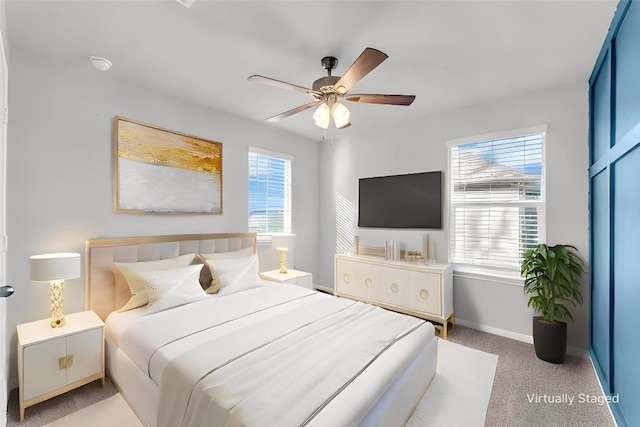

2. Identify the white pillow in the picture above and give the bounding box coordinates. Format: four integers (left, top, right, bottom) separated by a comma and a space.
137, 264, 206, 314
111, 253, 196, 312
204, 254, 261, 293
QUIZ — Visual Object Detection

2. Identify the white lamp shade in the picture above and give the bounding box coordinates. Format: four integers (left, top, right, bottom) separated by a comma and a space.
30, 253, 81, 282
313, 103, 331, 129
271, 234, 296, 251
331, 102, 351, 128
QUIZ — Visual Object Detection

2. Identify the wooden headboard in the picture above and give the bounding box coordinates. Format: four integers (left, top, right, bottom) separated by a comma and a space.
85, 233, 257, 321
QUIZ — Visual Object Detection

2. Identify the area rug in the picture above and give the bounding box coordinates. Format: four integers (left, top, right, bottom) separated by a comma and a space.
42, 338, 497, 427
43, 394, 142, 427
408, 338, 498, 427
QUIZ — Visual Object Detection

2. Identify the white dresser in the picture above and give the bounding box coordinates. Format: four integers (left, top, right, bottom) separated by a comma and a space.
334, 254, 454, 338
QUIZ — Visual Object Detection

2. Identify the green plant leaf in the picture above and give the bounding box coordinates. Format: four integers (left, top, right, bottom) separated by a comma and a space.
521, 243, 584, 322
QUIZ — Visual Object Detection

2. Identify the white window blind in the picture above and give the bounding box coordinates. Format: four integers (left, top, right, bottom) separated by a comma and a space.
248, 148, 292, 234
448, 127, 546, 270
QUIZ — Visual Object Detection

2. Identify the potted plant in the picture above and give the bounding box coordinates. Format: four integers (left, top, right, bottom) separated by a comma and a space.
521, 243, 585, 364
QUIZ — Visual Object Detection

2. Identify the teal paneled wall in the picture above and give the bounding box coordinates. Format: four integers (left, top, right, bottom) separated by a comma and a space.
589, 1, 640, 426
614, 2, 640, 143
591, 53, 610, 161
590, 170, 610, 386
612, 148, 640, 425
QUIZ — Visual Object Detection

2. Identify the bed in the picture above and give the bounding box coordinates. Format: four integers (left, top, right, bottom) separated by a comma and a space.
85, 233, 438, 427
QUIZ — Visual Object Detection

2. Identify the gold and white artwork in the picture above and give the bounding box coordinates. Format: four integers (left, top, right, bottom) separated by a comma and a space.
114, 117, 222, 214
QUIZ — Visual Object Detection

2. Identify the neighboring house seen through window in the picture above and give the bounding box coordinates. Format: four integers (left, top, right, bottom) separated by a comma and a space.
248, 147, 292, 235
448, 125, 546, 271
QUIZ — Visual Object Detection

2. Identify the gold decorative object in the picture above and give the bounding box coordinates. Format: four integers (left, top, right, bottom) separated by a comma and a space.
49, 280, 66, 328
272, 233, 296, 274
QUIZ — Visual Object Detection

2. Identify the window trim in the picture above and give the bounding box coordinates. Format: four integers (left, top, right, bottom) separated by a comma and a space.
248, 147, 293, 241
446, 124, 548, 273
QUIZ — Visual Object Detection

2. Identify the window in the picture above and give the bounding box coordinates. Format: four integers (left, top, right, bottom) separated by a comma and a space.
448, 125, 546, 271
248, 148, 292, 234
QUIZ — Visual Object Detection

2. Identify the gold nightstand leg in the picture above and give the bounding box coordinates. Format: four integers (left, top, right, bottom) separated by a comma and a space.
20, 404, 25, 421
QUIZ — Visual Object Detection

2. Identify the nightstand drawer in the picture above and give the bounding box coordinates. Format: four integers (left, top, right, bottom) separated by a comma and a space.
66, 328, 103, 383
23, 339, 67, 400
22, 325, 103, 401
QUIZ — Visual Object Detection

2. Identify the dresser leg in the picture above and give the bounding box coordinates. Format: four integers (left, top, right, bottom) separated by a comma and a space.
20, 404, 25, 421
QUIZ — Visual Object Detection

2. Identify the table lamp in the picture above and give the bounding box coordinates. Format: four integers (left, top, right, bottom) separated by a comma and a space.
29, 253, 81, 328
271, 233, 296, 274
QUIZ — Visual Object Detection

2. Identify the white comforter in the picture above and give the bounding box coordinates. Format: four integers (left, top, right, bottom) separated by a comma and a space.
112, 283, 431, 427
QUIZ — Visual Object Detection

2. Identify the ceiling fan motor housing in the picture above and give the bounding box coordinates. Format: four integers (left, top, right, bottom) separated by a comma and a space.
313, 75, 340, 92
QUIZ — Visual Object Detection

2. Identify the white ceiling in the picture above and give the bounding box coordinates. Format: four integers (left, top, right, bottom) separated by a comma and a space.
5, 0, 618, 142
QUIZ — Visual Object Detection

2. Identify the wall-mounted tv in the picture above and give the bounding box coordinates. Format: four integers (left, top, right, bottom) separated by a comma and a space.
358, 171, 442, 229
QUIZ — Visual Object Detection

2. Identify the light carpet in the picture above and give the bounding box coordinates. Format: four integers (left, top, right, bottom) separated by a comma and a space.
43, 338, 497, 427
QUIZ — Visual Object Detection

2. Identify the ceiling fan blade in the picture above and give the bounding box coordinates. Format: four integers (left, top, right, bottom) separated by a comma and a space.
248, 75, 313, 95
265, 101, 321, 122
334, 48, 388, 92
345, 94, 416, 106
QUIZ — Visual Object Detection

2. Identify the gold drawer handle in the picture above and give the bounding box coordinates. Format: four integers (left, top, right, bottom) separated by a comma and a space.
420, 290, 429, 300
343, 273, 350, 284
391, 283, 399, 293
365, 278, 373, 288
58, 355, 73, 370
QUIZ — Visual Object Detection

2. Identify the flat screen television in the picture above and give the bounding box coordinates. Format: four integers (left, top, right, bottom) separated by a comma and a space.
358, 171, 442, 229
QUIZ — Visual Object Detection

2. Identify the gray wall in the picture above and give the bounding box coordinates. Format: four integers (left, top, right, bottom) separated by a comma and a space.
5, 48, 320, 387
318, 81, 590, 353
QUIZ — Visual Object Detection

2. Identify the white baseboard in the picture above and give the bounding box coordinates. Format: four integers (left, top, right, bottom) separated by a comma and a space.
456, 318, 533, 343
455, 318, 589, 359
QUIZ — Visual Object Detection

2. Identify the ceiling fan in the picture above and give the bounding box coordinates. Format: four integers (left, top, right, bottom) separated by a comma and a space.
248, 47, 416, 130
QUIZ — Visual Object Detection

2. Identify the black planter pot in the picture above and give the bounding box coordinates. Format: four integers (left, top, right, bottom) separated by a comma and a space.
532, 316, 567, 364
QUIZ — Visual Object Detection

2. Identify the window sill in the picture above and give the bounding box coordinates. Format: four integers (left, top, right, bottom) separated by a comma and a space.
452, 264, 524, 287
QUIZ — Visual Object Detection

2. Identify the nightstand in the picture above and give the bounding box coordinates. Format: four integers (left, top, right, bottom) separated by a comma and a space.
17, 310, 105, 421
260, 269, 313, 289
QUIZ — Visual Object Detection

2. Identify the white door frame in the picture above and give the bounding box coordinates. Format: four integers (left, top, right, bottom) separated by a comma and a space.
0, 9, 8, 427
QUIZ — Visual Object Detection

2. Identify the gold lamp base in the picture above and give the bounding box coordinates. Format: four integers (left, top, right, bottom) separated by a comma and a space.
279, 249, 288, 274
50, 279, 66, 328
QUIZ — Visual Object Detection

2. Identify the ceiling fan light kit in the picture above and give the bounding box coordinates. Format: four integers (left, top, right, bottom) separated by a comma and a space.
331, 102, 351, 129
248, 47, 415, 130
313, 103, 331, 129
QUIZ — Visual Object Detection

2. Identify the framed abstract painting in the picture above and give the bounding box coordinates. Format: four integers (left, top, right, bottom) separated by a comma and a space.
114, 116, 222, 214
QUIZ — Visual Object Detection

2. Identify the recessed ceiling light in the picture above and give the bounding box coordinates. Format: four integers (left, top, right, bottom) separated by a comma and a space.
90, 56, 112, 71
